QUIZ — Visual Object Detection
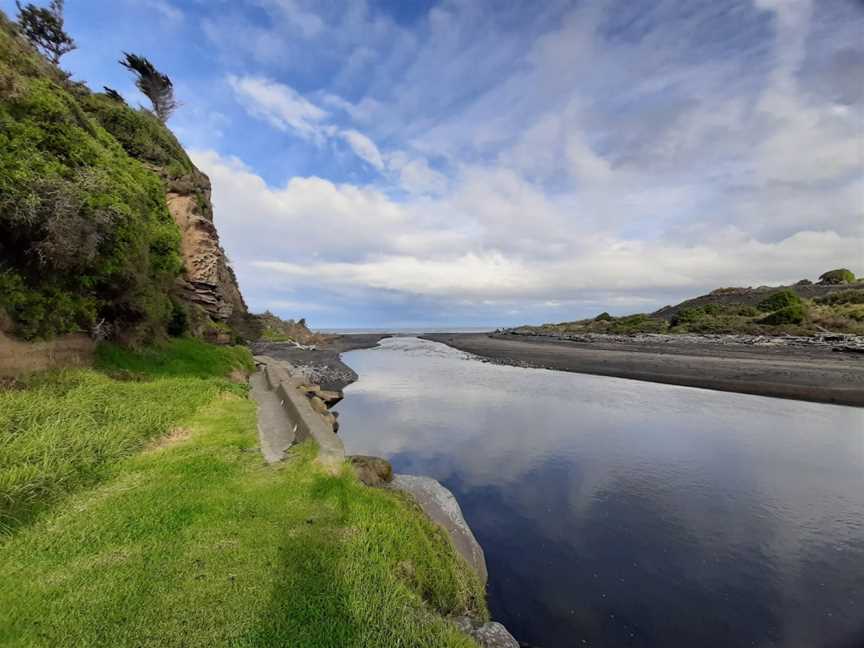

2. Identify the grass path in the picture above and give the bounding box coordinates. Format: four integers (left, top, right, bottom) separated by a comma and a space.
0, 341, 484, 647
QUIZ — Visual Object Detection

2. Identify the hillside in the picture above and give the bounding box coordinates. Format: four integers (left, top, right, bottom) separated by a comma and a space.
512, 270, 864, 337
0, 11, 253, 344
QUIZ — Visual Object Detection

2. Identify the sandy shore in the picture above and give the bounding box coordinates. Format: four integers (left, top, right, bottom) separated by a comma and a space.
251, 334, 390, 391
423, 333, 864, 407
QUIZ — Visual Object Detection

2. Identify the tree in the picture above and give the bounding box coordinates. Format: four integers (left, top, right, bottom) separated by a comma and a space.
119, 52, 178, 123
102, 87, 126, 104
15, 0, 76, 65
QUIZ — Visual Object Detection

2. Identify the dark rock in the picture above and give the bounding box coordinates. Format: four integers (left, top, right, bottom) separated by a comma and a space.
349, 455, 393, 486
389, 474, 488, 584
453, 616, 519, 648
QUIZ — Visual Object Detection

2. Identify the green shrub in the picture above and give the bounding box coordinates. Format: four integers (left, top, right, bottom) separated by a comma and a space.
757, 289, 801, 312
608, 314, 668, 334
166, 301, 188, 337
818, 268, 856, 285
735, 305, 761, 317
594, 312, 613, 321
0, 20, 183, 340
815, 289, 864, 305
671, 307, 705, 326
80, 93, 193, 175
758, 303, 807, 325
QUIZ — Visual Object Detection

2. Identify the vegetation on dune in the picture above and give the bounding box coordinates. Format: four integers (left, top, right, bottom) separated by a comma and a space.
818, 268, 856, 285
0, 12, 188, 341
521, 273, 864, 336
756, 289, 801, 312
256, 312, 333, 345
119, 52, 178, 123
0, 340, 485, 647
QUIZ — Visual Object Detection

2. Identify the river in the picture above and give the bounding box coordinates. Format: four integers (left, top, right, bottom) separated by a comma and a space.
336, 337, 864, 648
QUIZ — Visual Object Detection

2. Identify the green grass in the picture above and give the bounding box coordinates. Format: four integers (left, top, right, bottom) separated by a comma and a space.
0, 338, 484, 645
95, 337, 255, 379
0, 389, 484, 647
0, 339, 252, 532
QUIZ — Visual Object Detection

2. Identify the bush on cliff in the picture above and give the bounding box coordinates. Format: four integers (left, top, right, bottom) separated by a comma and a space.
758, 303, 807, 326
0, 12, 183, 340
818, 268, 856, 285
757, 289, 801, 312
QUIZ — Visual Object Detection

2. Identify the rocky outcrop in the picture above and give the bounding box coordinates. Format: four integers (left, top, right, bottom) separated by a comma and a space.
166, 170, 248, 328
452, 617, 520, 648
389, 474, 488, 586
349, 455, 393, 487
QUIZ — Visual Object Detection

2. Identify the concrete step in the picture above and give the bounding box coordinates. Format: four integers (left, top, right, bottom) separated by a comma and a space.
249, 370, 296, 463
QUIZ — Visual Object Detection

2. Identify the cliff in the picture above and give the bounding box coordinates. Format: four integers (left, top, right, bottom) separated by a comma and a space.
0, 11, 251, 343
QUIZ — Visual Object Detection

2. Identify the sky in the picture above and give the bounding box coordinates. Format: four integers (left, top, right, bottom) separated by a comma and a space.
4, 0, 863, 328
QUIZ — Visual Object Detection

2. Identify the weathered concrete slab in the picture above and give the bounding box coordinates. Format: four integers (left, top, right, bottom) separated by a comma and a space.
248, 371, 295, 463
254, 356, 345, 471
390, 474, 488, 585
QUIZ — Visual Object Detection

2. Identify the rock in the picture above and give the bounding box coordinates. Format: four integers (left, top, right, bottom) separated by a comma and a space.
166, 171, 249, 330
298, 384, 344, 406
316, 389, 344, 406
308, 395, 329, 416
350, 455, 393, 486
453, 617, 519, 648
389, 474, 488, 584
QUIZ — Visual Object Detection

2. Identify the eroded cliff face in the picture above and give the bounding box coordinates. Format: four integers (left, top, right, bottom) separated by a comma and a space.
165, 169, 248, 331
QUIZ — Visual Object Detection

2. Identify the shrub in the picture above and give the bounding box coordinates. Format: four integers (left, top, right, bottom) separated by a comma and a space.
166, 301, 188, 337
818, 269, 856, 285
594, 312, 613, 321
608, 314, 668, 334
671, 307, 705, 326
758, 303, 806, 326
815, 289, 864, 306
757, 289, 801, 312
0, 20, 184, 340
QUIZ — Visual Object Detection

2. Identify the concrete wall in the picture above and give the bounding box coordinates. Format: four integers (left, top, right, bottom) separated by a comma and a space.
0, 331, 95, 377
258, 356, 345, 470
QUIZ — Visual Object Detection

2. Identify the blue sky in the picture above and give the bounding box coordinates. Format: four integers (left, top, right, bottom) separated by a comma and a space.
4, 0, 862, 328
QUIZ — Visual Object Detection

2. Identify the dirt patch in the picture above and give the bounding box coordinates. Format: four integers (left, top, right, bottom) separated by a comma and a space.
228, 369, 248, 384
145, 427, 193, 452
0, 331, 95, 377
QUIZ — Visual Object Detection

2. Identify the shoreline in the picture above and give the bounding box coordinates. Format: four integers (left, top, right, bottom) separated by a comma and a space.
251, 333, 390, 391
423, 332, 864, 407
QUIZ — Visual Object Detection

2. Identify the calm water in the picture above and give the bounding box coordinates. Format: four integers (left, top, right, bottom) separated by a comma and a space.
336, 337, 864, 648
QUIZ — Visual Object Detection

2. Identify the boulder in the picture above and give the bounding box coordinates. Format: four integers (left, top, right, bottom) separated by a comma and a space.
349, 455, 393, 486
389, 474, 488, 585
452, 617, 519, 648
308, 395, 330, 416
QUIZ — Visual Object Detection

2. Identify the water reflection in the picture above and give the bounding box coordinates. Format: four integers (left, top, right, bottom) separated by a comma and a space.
337, 337, 864, 648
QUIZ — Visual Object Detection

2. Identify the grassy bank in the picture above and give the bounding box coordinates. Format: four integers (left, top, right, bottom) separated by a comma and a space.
0, 339, 485, 646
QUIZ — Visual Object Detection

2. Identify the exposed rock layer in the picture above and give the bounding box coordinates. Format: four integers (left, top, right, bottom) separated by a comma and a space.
166, 170, 248, 328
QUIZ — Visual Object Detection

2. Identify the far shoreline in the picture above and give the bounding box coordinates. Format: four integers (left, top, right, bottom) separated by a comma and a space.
422, 332, 864, 408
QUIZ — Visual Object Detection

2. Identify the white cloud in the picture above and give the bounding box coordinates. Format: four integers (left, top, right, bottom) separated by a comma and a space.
199, 0, 863, 322
138, 0, 183, 24
340, 129, 385, 170
193, 148, 863, 311
227, 76, 329, 140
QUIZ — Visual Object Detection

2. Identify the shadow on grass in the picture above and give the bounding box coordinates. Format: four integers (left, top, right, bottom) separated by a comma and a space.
249, 474, 360, 647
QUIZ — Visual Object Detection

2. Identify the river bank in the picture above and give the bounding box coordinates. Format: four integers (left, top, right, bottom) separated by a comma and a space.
252, 334, 390, 391
423, 332, 864, 406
